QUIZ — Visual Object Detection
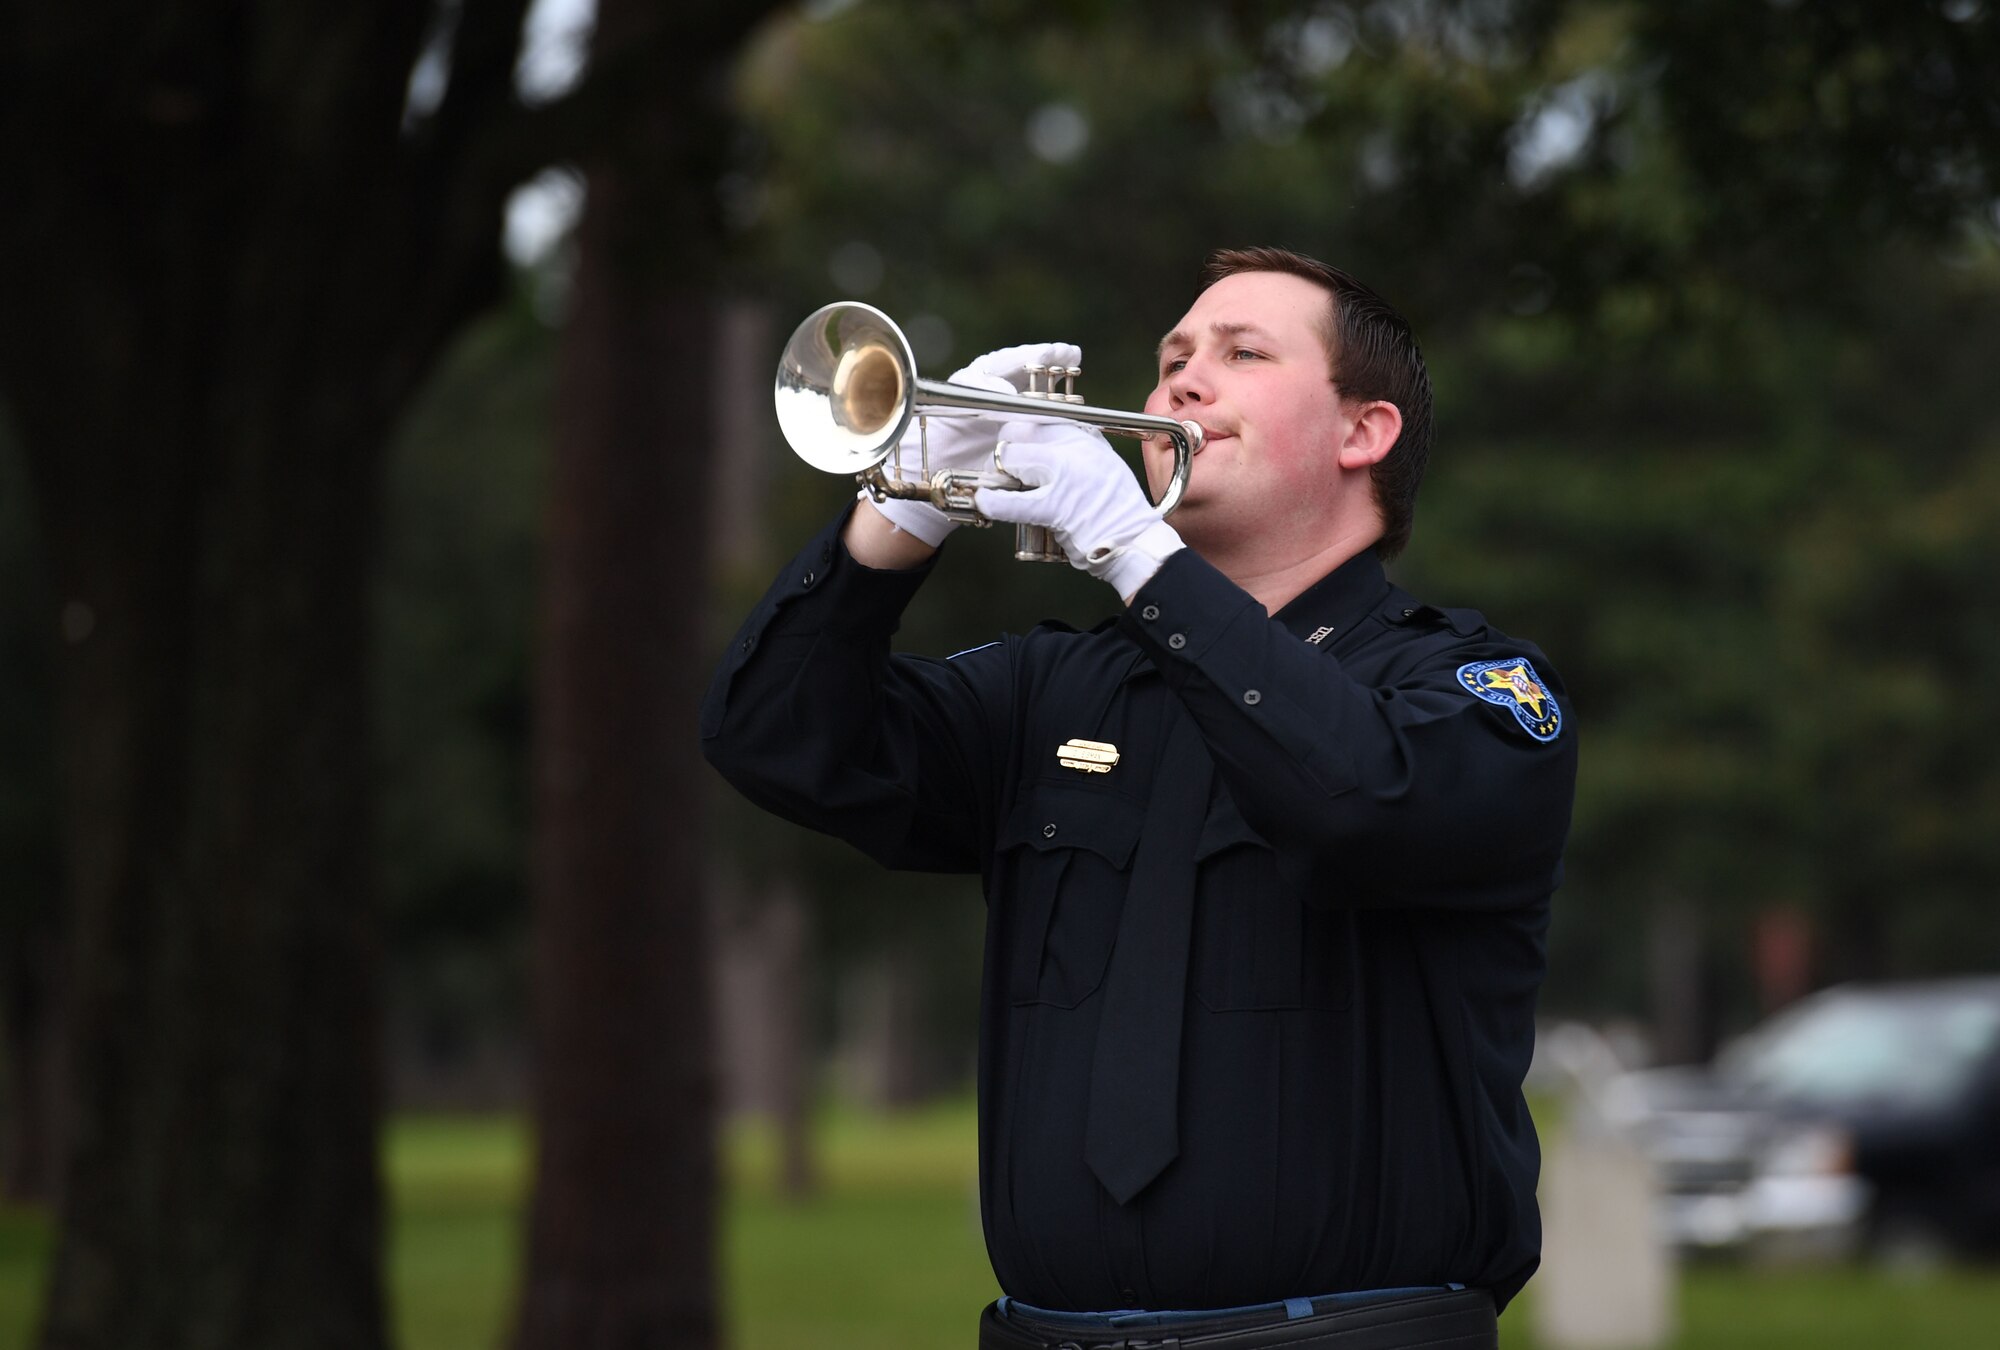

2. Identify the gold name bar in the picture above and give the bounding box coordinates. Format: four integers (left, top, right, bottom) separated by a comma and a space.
1058, 738, 1120, 773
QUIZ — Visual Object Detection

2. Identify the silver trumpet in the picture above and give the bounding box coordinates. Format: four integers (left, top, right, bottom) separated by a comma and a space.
774, 302, 1203, 563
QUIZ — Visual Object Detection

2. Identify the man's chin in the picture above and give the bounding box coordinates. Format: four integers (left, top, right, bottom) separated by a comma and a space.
1162, 495, 1219, 549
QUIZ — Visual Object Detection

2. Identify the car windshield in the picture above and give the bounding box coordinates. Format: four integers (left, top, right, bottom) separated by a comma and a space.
1721, 990, 2000, 1110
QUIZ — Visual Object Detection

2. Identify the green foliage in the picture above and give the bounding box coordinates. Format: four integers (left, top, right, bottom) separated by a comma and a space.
1633, 0, 2000, 258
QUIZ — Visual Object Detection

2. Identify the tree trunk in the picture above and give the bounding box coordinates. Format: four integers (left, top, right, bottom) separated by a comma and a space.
717, 871, 819, 1202
1646, 892, 1707, 1066
23, 404, 389, 1350
0, 5, 533, 1341
763, 883, 816, 1203
513, 3, 728, 1341
514, 235, 722, 1350
1, 930, 65, 1205
0, 436, 63, 1207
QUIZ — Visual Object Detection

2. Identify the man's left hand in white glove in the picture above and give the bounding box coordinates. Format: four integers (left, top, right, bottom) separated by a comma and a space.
972, 420, 1186, 603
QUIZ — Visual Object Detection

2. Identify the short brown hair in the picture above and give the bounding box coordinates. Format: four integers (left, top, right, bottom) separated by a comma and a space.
1199, 247, 1434, 559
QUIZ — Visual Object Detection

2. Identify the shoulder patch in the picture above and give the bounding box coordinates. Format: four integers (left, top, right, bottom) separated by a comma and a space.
1457, 657, 1563, 742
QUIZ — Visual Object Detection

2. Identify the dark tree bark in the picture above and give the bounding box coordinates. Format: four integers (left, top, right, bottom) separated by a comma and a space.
517, 257, 721, 1346
762, 883, 817, 1203
1646, 893, 1709, 1066
716, 871, 819, 1202
1, 930, 65, 1204
0, 3, 545, 1345
512, 0, 786, 1344
2, 1, 774, 1341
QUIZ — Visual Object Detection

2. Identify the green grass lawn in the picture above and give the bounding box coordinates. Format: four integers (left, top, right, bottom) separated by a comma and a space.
1, 1104, 1998, 1349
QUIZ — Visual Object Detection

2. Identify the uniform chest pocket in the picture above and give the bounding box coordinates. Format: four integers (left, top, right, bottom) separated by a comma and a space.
1192, 810, 1353, 1012
998, 783, 1145, 1008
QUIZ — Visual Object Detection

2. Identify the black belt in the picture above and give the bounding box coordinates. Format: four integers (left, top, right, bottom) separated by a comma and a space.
978, 1289, 1497, 1350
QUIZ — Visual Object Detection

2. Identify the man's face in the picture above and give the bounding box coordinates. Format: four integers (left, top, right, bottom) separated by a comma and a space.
1143, 270, 1353, 551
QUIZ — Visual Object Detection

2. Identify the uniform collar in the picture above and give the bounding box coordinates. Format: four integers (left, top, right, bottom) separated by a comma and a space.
1272, 548, 1390, 647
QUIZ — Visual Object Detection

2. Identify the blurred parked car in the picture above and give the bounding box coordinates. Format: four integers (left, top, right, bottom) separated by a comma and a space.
1602, 977, 2000, 1263
1722, 977, 2000, 1261
1599, 1061, 1871, 1260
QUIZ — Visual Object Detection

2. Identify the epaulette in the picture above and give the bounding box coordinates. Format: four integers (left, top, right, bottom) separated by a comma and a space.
1025, 617, 1090, 637
1383, 598, 1487, 639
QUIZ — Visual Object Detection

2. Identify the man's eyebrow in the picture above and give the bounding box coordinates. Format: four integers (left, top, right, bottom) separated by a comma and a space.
1155, 321, 1276, 359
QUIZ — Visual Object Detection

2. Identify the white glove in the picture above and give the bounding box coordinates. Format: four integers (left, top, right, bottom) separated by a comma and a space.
972, 420, 1185, 599
867, 341, 1084, 546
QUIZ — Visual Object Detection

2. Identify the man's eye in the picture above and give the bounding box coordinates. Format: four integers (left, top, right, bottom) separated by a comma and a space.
1230, 348, 1262, 361
1162, 357, 1187, 374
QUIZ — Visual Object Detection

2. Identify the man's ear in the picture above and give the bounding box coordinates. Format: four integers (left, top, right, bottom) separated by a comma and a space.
1336, 400, 1402, 470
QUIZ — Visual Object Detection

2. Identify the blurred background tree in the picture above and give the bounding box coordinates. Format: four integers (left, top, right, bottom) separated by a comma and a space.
2, 0, 2000, 1346
512, 1, 786, 1346
0, 0, 768, 1345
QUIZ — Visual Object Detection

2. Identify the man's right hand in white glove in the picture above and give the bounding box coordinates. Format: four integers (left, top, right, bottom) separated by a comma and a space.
860, 341, 1082, 550
972, 420, 1185, 602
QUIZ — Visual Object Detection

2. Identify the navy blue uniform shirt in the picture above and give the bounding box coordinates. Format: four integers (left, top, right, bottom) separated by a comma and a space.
701, 508, 1578, 1313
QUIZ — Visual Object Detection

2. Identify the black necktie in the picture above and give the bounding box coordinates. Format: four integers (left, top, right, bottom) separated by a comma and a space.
1083, 706, 1212, 1205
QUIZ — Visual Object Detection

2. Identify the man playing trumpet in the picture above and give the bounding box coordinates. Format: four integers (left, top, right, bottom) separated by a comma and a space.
703, 247, 1577, 1350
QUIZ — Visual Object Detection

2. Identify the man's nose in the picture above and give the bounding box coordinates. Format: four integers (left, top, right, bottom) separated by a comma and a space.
1166, 363, 1208, 405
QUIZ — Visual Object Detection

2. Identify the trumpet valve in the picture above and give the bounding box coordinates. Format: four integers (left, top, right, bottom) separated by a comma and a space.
930, 469, 992, 525
1024, 364, 1051, 400
1063, 365, 1084, 404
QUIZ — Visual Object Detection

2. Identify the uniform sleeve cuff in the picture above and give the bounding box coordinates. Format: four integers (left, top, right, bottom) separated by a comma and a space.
1096, 520, 1186, 600
1123, 548, 1263, 671
786, 505, 940, 635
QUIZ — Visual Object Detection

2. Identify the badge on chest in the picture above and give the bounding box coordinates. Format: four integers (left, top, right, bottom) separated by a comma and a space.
1057, 738, 1120, 774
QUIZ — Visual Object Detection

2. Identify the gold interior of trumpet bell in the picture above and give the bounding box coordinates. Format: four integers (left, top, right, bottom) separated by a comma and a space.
829, 342, 903, 436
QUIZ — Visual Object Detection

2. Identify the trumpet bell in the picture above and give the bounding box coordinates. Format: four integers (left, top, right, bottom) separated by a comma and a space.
775, 302, 916, 475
